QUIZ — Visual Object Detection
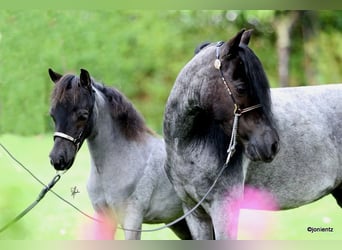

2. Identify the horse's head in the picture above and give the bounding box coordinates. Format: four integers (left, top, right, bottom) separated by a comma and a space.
48, 68, 95, 170
199, 29, 279, 162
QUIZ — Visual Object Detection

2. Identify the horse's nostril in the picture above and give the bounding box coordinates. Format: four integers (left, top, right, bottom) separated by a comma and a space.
49, 155, 65, 170
271, 141, 279, 154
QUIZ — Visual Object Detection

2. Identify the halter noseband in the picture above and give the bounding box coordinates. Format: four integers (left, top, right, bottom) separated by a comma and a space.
53, 131, 82, 151
215, 41, 262, 163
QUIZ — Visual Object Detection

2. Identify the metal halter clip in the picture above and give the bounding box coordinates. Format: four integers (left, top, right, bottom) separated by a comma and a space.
233, 104, 240, 115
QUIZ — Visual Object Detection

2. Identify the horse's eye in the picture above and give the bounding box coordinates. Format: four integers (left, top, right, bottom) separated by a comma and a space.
236, 84, 247, 95
77, 110, 89, 121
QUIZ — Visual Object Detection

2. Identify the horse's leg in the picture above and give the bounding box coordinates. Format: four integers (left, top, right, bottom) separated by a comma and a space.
209, 201, 240, 240
123, 206, 143, 240
123, 223, 142, 240
183, 204, 214, 240
332, 185, 342, 208
168, 219, 193, 240
209, 186, 244, 240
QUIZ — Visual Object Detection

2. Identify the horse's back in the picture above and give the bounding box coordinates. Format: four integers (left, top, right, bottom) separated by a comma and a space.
271, 84, 342, 153
246, 84, 342, 209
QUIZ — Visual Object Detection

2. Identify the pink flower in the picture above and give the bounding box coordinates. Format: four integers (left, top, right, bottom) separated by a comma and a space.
224, 186, 278, 239
78, 213, 116, 240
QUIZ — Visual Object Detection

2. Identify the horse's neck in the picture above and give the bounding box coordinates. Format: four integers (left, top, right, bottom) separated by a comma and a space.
87, 90, 147, 172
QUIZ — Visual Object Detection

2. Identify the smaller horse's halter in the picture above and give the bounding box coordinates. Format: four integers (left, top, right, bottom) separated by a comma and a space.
215, 41, 262, 163
53, 131, 83, 152
53, 87, 95, 153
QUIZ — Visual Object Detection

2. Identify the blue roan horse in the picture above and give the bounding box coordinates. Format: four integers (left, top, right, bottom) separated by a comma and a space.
48, 69, 191, 240
164, 29, 280, 239
164, 29, 342, 240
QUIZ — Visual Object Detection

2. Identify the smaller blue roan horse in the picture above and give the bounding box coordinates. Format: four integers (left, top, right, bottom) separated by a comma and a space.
164, 29, 280, 239
48, 69, 191, 240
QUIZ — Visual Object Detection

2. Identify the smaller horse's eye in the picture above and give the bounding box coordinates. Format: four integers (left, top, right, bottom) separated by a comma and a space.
77, 110, 89, 121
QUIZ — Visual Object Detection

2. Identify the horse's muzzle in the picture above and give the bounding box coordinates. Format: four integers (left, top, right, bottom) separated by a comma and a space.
49, 154, 74, 170
245, 130, 280, 162
49, 139, 76, 170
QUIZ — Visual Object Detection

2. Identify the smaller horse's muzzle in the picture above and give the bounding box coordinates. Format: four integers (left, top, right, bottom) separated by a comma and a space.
49, 138, 76, 170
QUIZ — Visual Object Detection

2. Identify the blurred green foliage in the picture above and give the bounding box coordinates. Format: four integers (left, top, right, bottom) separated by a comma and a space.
0, 10, 341, 135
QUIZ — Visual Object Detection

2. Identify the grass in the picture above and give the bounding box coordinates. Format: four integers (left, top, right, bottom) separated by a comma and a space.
0, 134, 341, 240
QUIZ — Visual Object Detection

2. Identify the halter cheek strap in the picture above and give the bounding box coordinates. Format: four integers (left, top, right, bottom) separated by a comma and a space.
214, 41, 262, 163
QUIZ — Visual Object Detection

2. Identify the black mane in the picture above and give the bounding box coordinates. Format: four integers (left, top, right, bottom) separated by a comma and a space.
238, 44, 272, 118
194, 41, 211, 55
92, 82, 153, 141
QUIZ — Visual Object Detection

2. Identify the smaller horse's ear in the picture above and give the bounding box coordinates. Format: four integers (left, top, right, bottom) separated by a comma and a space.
48, 68, 62, 84
240, 29, 253, 46
80, 68, 92, 90
223, 28, 246, 57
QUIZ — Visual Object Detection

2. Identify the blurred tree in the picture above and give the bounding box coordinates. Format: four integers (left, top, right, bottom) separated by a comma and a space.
0, 10, 341, 135
301, 11, 319, 85
231, 10, 342, 87
273, 10, 320, 87
273, 11, 300, 87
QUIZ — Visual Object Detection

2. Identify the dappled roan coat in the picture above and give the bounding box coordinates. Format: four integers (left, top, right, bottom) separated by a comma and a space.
246, 85, 342, 210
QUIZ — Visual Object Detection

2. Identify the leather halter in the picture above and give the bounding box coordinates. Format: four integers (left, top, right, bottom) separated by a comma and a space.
215, 41, 262, 163
53, 85, 95, 152
215, 41, 262, 116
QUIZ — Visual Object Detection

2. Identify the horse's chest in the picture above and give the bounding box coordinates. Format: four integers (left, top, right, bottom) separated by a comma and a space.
87, 163, 140, 206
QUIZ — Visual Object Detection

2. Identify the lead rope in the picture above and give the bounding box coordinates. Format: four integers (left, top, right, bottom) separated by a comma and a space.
118, 110, 240, 233
226, 113, 240, 164
0, 169, 61, 233
118, 47, 246, 232
0, 143, 101, 234
0, 106, 240, 234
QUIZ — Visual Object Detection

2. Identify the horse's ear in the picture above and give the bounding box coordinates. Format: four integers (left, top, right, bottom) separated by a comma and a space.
48, 68, 62, 84
223, 28, 246, 57
80, 68, 92, 90
240, 29, 253, 46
